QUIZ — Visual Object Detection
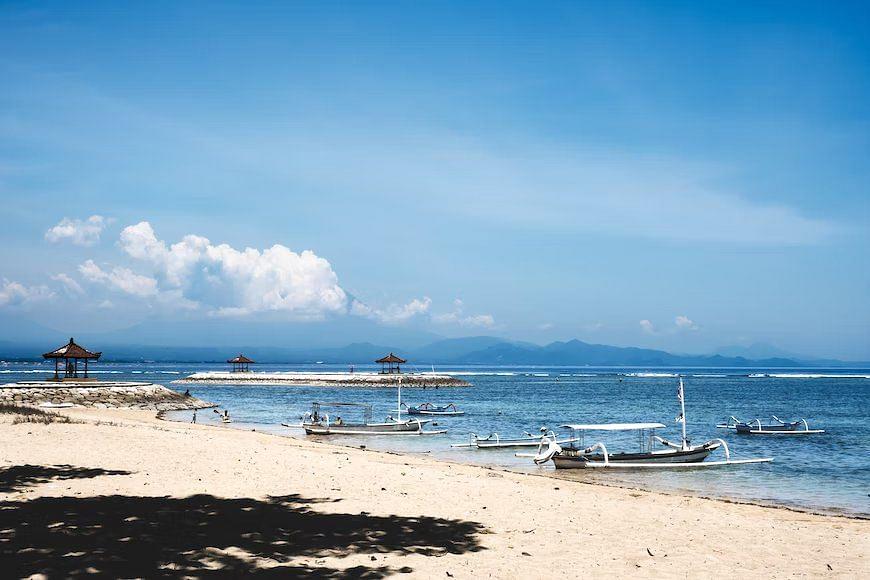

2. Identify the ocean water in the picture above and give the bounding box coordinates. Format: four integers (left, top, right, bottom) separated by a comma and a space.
2, 361, 868, 517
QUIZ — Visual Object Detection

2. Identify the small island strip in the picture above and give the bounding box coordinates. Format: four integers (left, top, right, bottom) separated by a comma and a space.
174, 371, 470, 388
175, 352, 471, 387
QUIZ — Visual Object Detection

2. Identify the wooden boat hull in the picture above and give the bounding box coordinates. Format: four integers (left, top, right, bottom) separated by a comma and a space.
407, 409, 465, 416
552, 445, 716, 469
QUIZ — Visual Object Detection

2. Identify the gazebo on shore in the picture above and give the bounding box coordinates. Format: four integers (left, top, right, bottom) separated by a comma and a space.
227, 354, 255, 373
43, 338, 102, 381
375, 352, 406, 375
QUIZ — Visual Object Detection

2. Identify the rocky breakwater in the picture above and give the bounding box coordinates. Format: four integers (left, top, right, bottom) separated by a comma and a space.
175, 371, 472, 387
0, 381, 213, 410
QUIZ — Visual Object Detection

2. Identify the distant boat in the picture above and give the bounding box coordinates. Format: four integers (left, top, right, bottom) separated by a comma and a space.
717, 416, 825, 435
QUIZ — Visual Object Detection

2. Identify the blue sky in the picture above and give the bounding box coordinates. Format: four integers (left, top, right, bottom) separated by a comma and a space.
0, 1, 868, 359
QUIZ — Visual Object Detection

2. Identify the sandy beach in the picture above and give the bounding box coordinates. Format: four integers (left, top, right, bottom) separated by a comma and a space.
1, 407, 866, 578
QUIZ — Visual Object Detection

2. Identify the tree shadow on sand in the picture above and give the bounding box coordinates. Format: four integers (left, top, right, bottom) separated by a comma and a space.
0, 464, 131, 493
0, 469, 486, 578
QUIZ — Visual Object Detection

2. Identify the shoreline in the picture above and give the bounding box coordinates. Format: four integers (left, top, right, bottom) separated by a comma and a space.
159, 413, 869, 520
3, 407, 867, 577
220, 418, 870, 521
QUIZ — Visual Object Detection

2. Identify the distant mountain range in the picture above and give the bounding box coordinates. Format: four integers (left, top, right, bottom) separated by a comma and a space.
0, 336, 862, 367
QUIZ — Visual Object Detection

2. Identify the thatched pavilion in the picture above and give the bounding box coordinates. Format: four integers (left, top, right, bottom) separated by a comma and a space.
227, 354, 255, 373
375, 352, 406, 374
43, 338, 102, 381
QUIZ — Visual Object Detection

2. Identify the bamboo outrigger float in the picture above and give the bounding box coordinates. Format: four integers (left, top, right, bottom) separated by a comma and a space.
522, 378, 773, 469
451, 428, 579, 449
404, 402, 465, 416
717, 416, 825, 435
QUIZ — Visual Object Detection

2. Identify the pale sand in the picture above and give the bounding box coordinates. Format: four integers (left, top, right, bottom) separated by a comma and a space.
1, 409, 867, 578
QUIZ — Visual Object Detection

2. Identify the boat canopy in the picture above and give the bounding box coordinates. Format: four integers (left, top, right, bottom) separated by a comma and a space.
560, 422, 666, 431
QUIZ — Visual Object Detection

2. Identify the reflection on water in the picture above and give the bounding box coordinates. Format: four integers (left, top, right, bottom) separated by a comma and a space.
3, 361, 868, 516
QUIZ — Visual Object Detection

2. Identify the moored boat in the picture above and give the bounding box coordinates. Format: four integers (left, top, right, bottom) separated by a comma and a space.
525, 378, 772, 469
301, 402, 439, 435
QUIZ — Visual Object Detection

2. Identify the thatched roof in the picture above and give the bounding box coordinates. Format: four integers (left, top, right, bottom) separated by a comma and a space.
227, 354, 255, 364
43, 338, 101, 360
375, 352, 406, 364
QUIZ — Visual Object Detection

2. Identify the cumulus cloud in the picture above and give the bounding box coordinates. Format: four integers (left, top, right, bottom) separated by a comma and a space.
45, 215, 110, 246
0, 279, 54, 307
674, 315, 699, 331
351, 297, 432, 325
432, 299, 495, 328
118, 221, 347, 318
641, 316, 699, 335
51, 273, 84, 296
78, 259, 159, 297
639, 319, 657, 334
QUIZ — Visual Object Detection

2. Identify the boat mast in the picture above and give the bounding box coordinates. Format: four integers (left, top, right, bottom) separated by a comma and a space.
678, 377, 688, 450
397, 376, 402, 422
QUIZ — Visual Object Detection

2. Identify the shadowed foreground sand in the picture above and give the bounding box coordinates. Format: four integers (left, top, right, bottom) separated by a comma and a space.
1, 409, 866, 578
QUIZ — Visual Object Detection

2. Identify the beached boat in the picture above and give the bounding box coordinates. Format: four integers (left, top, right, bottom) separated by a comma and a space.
716, 416, 825, 435
525, 378, 772, 469
404, 402, 465, 416
451, 428, 579, 449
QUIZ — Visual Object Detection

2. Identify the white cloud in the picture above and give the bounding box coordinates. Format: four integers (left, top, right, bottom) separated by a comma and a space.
45, 215, 110, 246
642, 316, 699, 336
432, 299, 495, 328
0, 279, 54, 307
118, 221, 347, 318
351, 297, 432, 325
675, 315, 699, 331
51, 273, 84, 295
78, 259, 159, 297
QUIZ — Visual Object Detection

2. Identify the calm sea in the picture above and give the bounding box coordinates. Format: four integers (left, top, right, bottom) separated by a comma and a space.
3, 361, 868, 517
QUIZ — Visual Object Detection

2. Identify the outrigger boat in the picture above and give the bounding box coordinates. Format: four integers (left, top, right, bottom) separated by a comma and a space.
523, 378, 772, 469
404, 402, 465, 416
717, 416, 825, 435
451, 428, 579, 449
299, 378, 446, 436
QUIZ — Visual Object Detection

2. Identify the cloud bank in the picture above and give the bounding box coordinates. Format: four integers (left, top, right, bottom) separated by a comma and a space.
118, 221, 348, 318
0, 279, 54, 307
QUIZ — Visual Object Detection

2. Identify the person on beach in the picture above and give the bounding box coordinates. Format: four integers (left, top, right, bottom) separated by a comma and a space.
191, 409, 197, 424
